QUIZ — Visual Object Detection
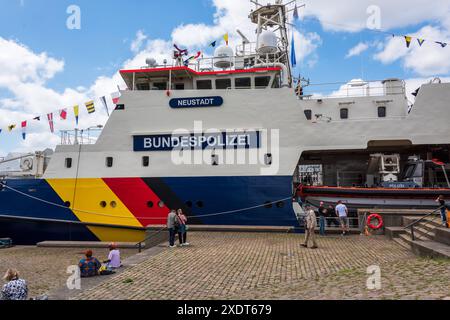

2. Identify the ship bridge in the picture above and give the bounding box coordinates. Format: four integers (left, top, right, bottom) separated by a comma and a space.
120, 65, 284, 91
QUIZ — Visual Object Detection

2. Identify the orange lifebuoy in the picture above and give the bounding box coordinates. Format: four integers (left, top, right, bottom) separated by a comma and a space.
367, 214, 384, 230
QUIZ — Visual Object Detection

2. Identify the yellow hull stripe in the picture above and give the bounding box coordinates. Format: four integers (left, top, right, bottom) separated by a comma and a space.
47, 178, 143, 241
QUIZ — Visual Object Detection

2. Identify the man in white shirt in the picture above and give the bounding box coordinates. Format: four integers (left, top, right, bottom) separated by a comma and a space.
335, 201, 349, 236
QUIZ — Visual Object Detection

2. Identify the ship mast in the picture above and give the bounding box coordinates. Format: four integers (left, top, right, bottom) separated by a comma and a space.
249, 0, 295, 87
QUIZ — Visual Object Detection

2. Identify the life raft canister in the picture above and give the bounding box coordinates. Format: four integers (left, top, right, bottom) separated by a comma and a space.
367, 213, 384, 230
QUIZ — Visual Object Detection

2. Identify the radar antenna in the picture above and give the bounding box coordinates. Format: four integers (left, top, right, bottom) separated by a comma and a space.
249, 0, 304, 87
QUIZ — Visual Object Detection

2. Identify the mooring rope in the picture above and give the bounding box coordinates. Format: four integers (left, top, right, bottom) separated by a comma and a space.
0, 181, 294, 221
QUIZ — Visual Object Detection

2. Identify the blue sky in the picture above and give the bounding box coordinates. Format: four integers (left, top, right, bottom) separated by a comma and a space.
0, 0, 449, 155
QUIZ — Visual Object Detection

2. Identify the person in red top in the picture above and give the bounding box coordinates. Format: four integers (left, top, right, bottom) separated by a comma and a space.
176, 209, 190, 247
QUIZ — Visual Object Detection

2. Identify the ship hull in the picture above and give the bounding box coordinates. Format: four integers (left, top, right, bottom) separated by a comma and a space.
0, 176, 299, 244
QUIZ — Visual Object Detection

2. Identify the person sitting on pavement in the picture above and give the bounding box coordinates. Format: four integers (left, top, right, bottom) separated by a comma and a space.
78, 250, 102, 278
302, 205, 318, 249
104, 243, 122, 269
1, 269, 28, 301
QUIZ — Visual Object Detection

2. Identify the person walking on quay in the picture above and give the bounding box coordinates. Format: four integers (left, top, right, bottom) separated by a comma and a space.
1, 269, 28, 301
336, 201, 350, 236
436, 195, 448, 228
302, 205, 318, 249
167, 209, 178, 248
176, 209, 190, 247
318, 202, 327, 236
78, 250, 102, 278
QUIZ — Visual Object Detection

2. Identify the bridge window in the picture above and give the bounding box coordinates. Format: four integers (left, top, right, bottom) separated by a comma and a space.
152, 82, 167, 90
340, 108, 349, 119
174, 83, 185, 90
216, 79, 232, 90
378, 106, 387, 118
235, 77, 251, 89
255, 76, 271, 89
65, 158, 72, 169
197, 80, 212, 90
304, 110, 312, 120
137, 83, 150, 91
106, 157, 114, 168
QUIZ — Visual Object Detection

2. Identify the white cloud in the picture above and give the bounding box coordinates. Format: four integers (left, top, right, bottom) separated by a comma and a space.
346, 42, 369, 58
302, 0, 450, 32
0, 38, 64, 87
130, 30, 147, 53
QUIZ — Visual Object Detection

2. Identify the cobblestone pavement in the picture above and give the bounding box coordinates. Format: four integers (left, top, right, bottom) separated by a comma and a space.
0, 247, 137, 298
75, 233, 450, 300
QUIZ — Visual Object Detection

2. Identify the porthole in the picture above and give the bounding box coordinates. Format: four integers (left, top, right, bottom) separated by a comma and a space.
264, 201, 273, 209
110, 201, 117, 208
147, 201, 154, 208
276, 201, 285, 209
64, 201, 71, 208
158, 201, 165, 208
196, 201, 204, 208
142, 156, 150, 167
65, 158, 73, 169
264, 153, 273, 166
106, 157, 114, 168
100, 201, 107, 208
185, 201, 193, 208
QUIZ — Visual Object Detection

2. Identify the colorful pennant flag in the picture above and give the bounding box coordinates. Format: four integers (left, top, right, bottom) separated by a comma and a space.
417, 38, 425, 46
8, 124, 16, 132
405, 36, 412, 48
47, 113, 54, 133
73, 105, 79, 126
60, 108, 67, 120
290, 33, 297, 68
85, 101, 95, 114
224, 33, 229, 46
33, 116, 40, 121
21, 121, 27, 140
111, 92, 121, 105
209, 41, 217, 48
436, 41, 448, 48
100, 96, 110, 116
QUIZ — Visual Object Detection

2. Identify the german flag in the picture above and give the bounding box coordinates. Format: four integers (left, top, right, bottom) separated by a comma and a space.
85, 101, 96, 114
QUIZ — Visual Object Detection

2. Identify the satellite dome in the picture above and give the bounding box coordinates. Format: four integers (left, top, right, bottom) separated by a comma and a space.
145, 58, 157, 67
214, 45, 234, 69
257, 31, 278, 54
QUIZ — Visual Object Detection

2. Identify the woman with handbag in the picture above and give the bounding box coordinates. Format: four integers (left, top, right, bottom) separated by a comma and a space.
177, 209, 190, 246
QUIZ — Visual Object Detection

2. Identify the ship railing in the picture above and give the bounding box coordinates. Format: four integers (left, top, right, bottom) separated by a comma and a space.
138, 50, 283, 75
404, 208, 443, 241
300, 80, 406, 99
60, 128, 101, 146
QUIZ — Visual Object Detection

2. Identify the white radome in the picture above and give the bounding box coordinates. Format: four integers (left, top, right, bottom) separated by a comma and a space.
258, 31, 278, 54
214, 45, 234, 69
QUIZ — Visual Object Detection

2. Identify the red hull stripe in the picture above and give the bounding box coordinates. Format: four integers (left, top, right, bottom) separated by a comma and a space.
103, 178, 169, 226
